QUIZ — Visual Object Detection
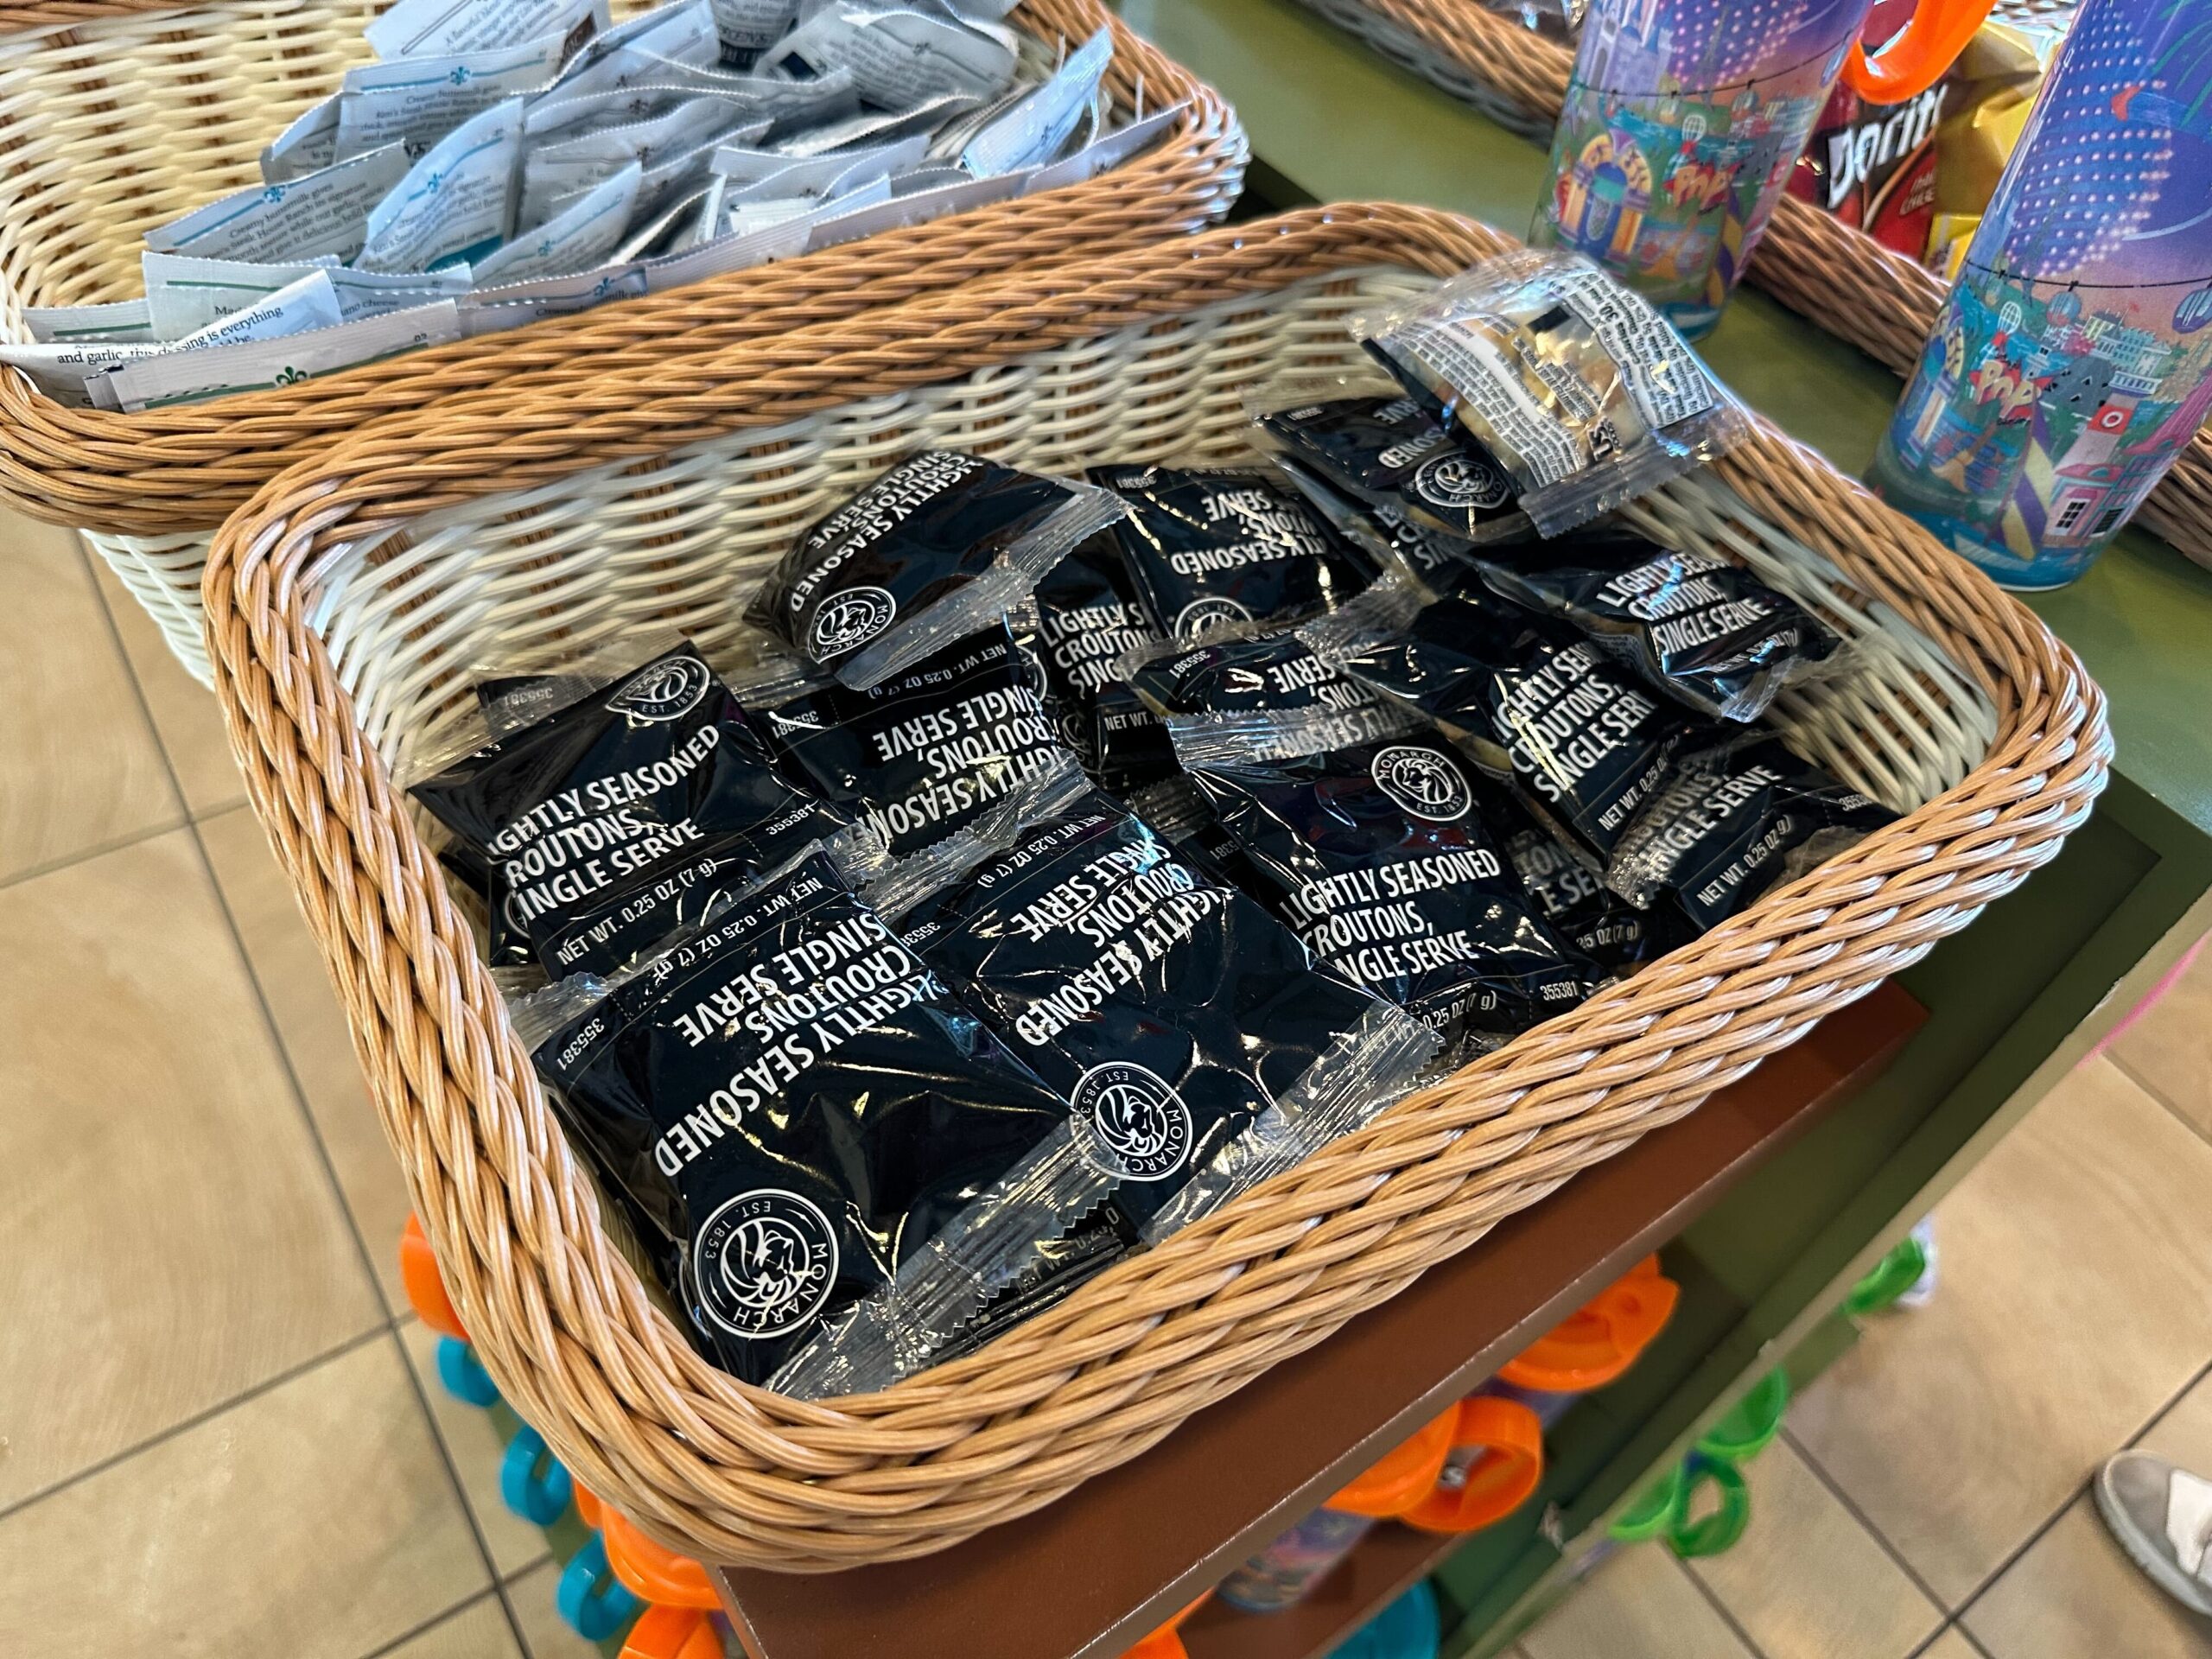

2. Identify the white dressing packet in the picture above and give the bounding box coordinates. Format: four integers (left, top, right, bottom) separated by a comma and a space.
334, 33, 575, 162
92, 302, 466, 411
357, 99, 525, 273
773, 91, 976, 156
611, 181, 718, 260
758, 4, 1017, 105
961, 25, 1109, 177
21, 297, 156, 345
145, 144, 410, 264
366, 0, 608, 59
709, 0, 799, 60
142, 251, 342, 340
170, 269, 346, 352
1024, 100, 1185, 194
261, 97, 343, 183
524, 81, 693, 140
327, 264, 480, 319
803, 168, 1020, 250
520, 99, 760, 228
550, 0, 721, 100
474, 162, 645, 284
0, 340, 167, 404
707, 130, 922, 194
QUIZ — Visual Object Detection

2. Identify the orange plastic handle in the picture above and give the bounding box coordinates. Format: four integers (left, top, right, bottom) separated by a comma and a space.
621, 1606, 724, 1659
1402, 1397, 1545, 1535
1839, 0, 1995, 105
574, 1484, 604, 1531
1501, 1260, 1680, 1392
399, 1214, 467, 1341
601, 1506, 721, 1610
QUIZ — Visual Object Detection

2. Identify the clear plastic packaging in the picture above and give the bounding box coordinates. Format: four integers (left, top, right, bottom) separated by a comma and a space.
1471, 528, 1843, 723
1120, 623, 1421, 764
405, 636, 867, 978
776, 760, 1437, 1396
1020, 531, 1167, 772
1247, 374, 1532, 545
1171, 723, 1594, 1063
744, 451, 1126, 690
1090, 462, 1376, 644
1349, 251, 1750, 536
519, 843, 1088, 1389
1300, 575, 1714, 869
1605, 732, 1897, 930
753, 620, 1077, 857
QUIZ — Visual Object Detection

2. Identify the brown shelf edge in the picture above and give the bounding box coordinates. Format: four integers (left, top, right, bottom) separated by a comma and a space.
716, 982, 1926, 1659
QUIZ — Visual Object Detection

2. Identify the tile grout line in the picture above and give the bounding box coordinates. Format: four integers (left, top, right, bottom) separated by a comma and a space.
388, 1327, 542, 1659
0, 1325, 390, 1528
353, 1583, 505, 1659
1669, 1546, 1776, 1659
77, 536, 399, 1320
1781, 1421, 1956, 1616
1950, 1351, 2212, 1627
0, 813, 186, 896
2102, 1048, 2212, 1155
79, 537, 531, 1652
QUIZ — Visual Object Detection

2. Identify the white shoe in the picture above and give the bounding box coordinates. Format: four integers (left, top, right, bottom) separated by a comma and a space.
2094, 1451, 2212, 1618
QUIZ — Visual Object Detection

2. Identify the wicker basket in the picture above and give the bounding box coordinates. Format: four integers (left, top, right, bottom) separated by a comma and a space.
0, 0, 1247, 683
1287, 0, 2212, 569
204, 202, 2107, 1572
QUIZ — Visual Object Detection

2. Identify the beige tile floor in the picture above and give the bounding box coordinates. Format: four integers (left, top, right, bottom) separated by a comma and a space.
6, 510, 2212, 1657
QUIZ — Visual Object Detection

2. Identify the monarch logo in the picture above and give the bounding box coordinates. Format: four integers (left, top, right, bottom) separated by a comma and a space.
809, 587, 898, 657
1370, 744, 1472, 822
1071, 1062, 1194, 1182
693, 1189, 839, 1340
1414, 451, 1513, 512
606, 657, 712, 723
1173, 595, 1252, 643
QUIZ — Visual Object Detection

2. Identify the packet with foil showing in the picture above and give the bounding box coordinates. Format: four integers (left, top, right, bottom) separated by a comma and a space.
1605, 732, 1897, 931
1250, 378, 1531, 545
1302, 575, 1713, 868
1350, 251, 1750, 535
756, 622, 1077, 858
1472, 527, 1841, 723
1176, 725, 1592, 1060
1090, 463, 1376, 645
746, 451, 1125, 690
757, 0, 1018, 106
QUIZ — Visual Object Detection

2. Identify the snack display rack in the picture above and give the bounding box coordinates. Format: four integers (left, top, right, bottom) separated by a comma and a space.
1279, 0, 2212, 569
200, 201, 2105, 1583
0, 0, 1247, 682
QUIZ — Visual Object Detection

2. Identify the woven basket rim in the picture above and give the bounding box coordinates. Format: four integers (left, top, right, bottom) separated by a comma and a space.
204, 200, 2111, 1571
0, 0, 1246, 534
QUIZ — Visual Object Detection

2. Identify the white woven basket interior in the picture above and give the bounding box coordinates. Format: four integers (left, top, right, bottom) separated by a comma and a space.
0, 0, 390, 321
290, 268, 1996, 824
